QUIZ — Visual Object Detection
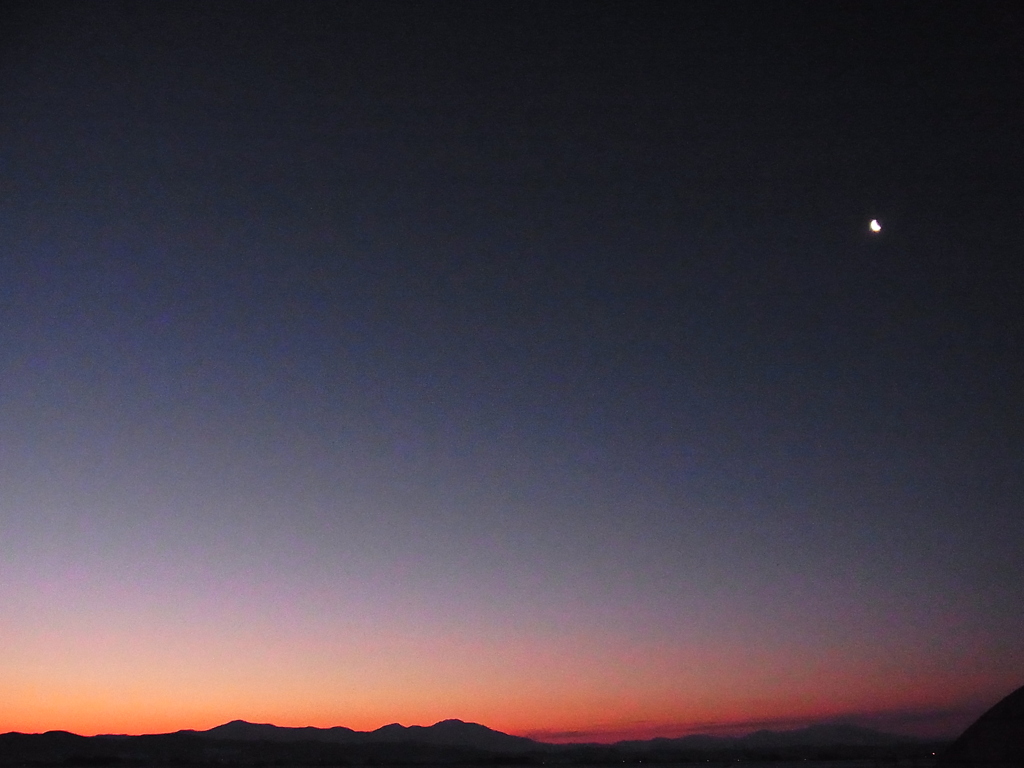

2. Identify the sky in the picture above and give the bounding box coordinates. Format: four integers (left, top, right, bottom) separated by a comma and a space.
1, 0, 1022, 743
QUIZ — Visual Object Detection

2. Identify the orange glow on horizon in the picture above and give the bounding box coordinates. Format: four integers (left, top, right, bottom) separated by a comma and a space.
1, 598, 1011, 740
0, 678, 991, 741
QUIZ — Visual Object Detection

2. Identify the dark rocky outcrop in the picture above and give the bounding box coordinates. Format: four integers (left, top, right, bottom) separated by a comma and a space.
938, 685, 1024, 767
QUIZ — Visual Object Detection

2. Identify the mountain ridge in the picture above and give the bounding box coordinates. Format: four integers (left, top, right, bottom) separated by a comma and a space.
181, 717, 924, 748
3, 718, 930, 748
0, 719, 946, 768
186, 717, 538, 751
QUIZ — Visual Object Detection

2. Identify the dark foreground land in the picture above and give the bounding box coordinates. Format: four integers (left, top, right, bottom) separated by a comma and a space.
0, 721, 947, 768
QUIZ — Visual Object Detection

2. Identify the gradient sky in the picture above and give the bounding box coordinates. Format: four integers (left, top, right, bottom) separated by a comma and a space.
1, 0, 1022, 743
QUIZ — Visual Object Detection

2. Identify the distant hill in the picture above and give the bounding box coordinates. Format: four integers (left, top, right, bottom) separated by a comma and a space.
561, 722, 942, 764
616, 723, 917, 751
738, 723, 919, 747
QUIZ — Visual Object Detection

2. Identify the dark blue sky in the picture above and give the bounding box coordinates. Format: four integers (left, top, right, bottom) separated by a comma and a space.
1, 0, 1022, 739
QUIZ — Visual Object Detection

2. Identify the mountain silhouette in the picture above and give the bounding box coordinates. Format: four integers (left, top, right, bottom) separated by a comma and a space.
198, 720, 358, 743
365, 719, 538, 750
192, 718, 538, 752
